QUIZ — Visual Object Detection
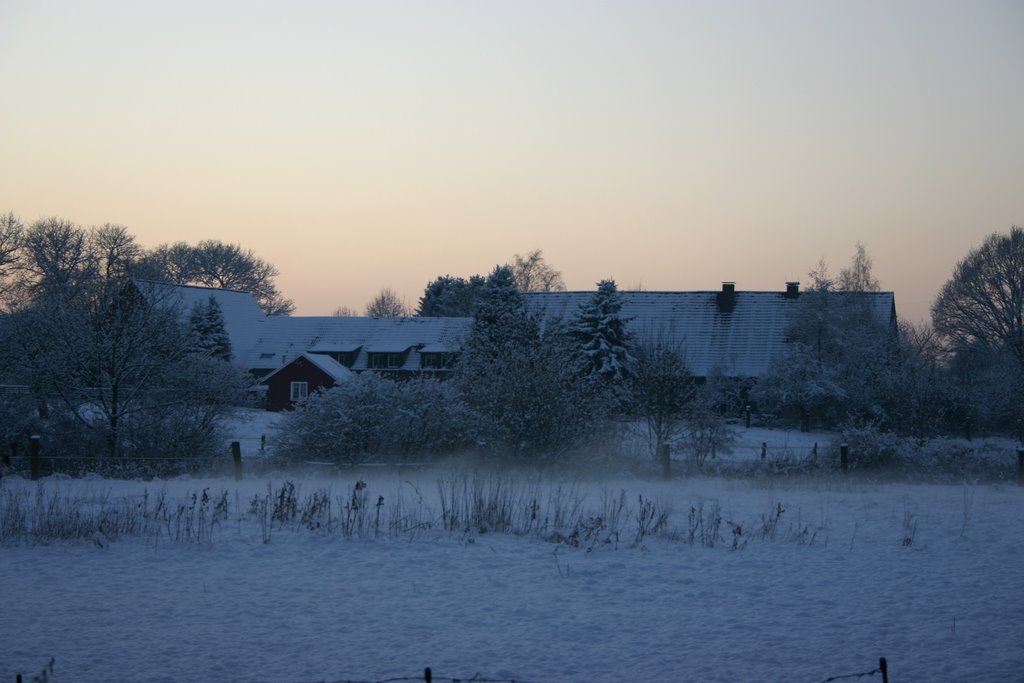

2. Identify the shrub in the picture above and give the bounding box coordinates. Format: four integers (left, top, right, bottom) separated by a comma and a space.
276, 374, 477, 464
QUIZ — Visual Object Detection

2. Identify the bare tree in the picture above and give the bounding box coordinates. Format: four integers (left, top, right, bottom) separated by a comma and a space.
20, 217, 97, 303
91, 224, 142, 282
630, 337, 696, 457
332, 305, 359, 316
806, 257, 834, 292
511, 249, 566, 292
365, 287, 410, 317
138, 239, 294, 315
932, 227, 1024, 365
0, 212, 25, 310
837, 242, 881, 292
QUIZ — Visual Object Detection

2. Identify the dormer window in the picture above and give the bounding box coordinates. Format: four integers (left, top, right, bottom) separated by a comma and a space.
420, 352, 457, 369
328, 350, 358, 367
368, 351, 406, 369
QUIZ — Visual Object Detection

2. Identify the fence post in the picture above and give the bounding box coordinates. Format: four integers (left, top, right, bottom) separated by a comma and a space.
879, 657, 888, 683
231, 441, 242, 481
260, 434, 266, 452
840, 443, 849, 473
424, 667, 432, 683
1017, 449, 1024, 485
760, 442, 767, 460
29, 435, 40, 481
660, 444, 671, 480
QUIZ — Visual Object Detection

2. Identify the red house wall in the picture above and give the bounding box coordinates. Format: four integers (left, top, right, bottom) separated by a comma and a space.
265, 357, 339, 411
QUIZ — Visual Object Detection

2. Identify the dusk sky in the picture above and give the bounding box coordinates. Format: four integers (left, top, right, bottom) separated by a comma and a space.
1, 0, 1021, 323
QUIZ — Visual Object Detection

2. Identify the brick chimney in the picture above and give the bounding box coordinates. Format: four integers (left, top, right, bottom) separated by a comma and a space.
717, 282, 736, 313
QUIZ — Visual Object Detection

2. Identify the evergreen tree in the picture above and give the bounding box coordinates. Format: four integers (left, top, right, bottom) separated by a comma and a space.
189, 296, 232, 361
569, 279, 636, 385
455, 265, 608, 456
416, 274, 485, 317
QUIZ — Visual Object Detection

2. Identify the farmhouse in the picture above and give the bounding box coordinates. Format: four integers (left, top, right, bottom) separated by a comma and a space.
150, 280, 896, 408
525, 282, 896, 378
246, 315, 472, 408
137, 280, 266, 363
258, 352, 353, 411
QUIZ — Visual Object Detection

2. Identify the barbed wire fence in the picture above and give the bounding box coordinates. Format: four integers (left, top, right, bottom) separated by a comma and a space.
821, 656, 889, 683
14, 658, 892, 683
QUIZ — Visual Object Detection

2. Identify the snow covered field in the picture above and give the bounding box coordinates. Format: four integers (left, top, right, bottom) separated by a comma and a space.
3, 458, 1024, 683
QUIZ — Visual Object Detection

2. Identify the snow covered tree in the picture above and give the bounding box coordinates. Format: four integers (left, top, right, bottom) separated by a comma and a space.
277, 373, 476, 464
837, 242, 881, 292
752, 341, 847, 432
754, 246, 895, 431
189, 296, 232, 361
886, 321, 955, 443
630, 337, 696, 458
455, 266, 607, 456
569, 279, 635, 387
416, 274, 485, 317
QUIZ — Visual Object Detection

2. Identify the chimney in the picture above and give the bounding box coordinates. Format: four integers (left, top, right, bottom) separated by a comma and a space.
717, 282, 736, 313
784, 281, 800, 299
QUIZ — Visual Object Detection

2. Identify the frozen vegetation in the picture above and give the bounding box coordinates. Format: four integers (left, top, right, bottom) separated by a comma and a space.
2, 415, 1023, 683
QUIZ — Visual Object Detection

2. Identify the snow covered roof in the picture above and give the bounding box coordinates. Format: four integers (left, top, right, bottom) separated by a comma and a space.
259, 352, 353, 384
137, 280, 266, 364
525, 288, 896, 378
245, 316, 472, 372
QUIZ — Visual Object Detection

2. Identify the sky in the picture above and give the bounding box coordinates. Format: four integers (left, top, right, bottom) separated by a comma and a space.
1, 1, 1021, 323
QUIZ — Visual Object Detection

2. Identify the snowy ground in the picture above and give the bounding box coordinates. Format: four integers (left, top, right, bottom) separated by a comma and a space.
2, 416, 1023, 682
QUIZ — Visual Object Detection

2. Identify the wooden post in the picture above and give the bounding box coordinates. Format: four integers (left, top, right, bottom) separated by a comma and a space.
231, 441, 242, 481
1017, 449, 1024, 484
260, 434, 266, 452
760, 442, 767, 460
424, 667, 432, 683
840, 443, 849, 473
29, 435, 40, 481
879, 657, 888, 683
660, 444, 671, 480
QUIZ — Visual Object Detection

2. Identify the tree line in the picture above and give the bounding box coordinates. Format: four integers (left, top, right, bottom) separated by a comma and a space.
2, 211, 1022, 469
285, 234, 1024, 465
0, 214, 265, 468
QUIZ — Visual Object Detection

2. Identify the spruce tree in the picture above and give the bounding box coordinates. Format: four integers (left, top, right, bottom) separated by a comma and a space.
189, 296, 232, 361
569, 279, 635, 385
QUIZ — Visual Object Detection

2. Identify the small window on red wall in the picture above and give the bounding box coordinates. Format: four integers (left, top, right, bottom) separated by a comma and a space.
290, 381, 308, 402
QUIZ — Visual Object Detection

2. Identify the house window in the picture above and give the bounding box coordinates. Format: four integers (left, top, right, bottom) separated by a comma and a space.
368, 352, 405, 369
420, 352, 456, 369
328, 351, 358, 367
290, 381, 308, 402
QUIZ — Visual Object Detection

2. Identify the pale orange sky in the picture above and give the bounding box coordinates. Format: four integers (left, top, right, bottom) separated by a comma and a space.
1, 0, 1021, 323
